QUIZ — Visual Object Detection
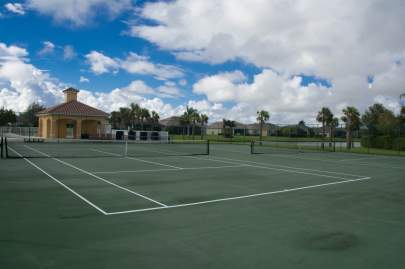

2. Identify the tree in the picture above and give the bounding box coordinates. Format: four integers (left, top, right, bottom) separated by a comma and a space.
341, 106, 360, 149
222, 119, 236, 138
20, 102, 46, 127
199, 114, 209, 139
109, 111, 122, 129
329, 117, 339, 145
191, 111, 200, 139
119, 107, 131, 129
151, 110, 160, 130
130, 103, 141, 129
181, 106, 198, 136
0, 107, 17, 126
256, 110, 270, 141
316, 107, 333, 148
140, 108, 150, 130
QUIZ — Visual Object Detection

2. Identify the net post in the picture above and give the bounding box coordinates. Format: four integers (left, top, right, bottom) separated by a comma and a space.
206, 140, 210, 155
250, 141, 254, 154
0, 137, 3, 159
4, 137, 8, 158
124, 136, 128, 157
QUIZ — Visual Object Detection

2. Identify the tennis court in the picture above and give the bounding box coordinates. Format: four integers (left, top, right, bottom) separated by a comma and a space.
1, 140, 405, 268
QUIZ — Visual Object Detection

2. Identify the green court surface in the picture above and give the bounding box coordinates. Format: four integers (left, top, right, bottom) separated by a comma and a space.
1, 143, 404, 268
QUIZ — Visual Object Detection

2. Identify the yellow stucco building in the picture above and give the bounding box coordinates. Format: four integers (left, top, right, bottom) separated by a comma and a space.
37, 88, 109, 139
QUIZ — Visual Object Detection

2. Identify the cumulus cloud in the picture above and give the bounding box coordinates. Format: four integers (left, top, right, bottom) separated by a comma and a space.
132, 0, 405, 76
85, 51, 119, 75
191, 68, 405, 123
121, 52, 184, 80
85, 51, 184, 80
129, 0, 405, 120
26, 0, 132, 26
0, 42, 63, 112
0, 43, 28, 61
0, 42, 186, 117
4, 3, 25, 15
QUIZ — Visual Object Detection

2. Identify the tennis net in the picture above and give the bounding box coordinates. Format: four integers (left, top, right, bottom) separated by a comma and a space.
5, 137, 210, 158
250, 140, 335, 154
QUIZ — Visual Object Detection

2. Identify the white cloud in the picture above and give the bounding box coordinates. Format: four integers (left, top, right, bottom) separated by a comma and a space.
157, 81, 183, 98
4, 3, 25, 15
130, 0, 405, 119
121, 52, 184, 80
191, 69, 405, 123
85, 51, 184, 80
38, 41, 55, 56
0, 43, 63, 112
26, 0, 132, 26
63, 45, 76, 60
79, 76, 89, 83
0, 42, 28, 60
132, 0, 405, 76
85, 51, 119, 75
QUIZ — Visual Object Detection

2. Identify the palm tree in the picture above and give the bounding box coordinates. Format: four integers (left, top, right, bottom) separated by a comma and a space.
191, 111, 201, 139
199, 114, 209, 139
119, 107, 131, 129
109, 111, 122, 129
140, 108, 150, 130
341, 106, 360, 149
256, 110, 270, 141
182, 106, 198, 136
329, 117, 339, 149
130, 103, 141, 129
151, 110, 160, 130
222, 119, 236, 138
316, 107, 333, 148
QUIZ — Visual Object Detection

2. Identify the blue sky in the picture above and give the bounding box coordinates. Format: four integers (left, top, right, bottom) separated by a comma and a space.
0, 0, 404, 123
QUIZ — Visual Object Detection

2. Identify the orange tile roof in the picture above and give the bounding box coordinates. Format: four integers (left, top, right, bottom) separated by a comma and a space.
37, 100, 109, 118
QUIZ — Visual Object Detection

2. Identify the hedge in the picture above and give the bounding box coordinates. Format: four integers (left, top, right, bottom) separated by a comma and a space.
361, 136, 405, 150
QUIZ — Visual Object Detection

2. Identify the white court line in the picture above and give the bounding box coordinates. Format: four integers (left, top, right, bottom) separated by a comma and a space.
24, 145, 167, 207
91, 148, 182, 169
253, 151, 405, 169
107, 177, 371, 215
186, 155, 362, 181
8, 146, 108, 215
107, 145, 366, 179
205, 156, 366, 177
337, 157, 387, 162
92, 164, 248, 174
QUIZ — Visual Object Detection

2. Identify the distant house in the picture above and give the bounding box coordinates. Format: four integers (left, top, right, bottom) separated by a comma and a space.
206, 121, 223, 135
36, 88, 109, 139
160, 116, 185, 135
207, 121, 270, 136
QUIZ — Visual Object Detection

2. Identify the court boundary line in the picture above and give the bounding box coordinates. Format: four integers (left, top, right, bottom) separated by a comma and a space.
12, 144, 373, 216
106, 176, 371, 215
24, 145, 168, 207
92, 164, 248, 174
8, 146, 108, 215
186, 155, 365, 181
201, 156, 366, 177
94, 145, 371, 179
252, 151, 405, 170
91, 148, 182, 169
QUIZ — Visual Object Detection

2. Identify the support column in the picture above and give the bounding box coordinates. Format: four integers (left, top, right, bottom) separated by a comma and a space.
50, 118, 57, 138
76, 119, 82, 139
38, 119, 42, 137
